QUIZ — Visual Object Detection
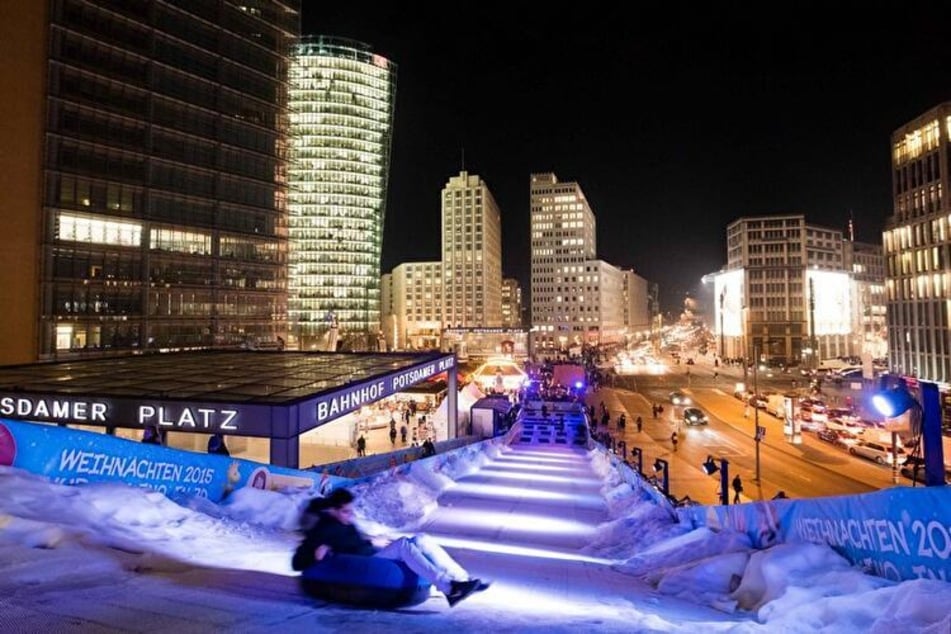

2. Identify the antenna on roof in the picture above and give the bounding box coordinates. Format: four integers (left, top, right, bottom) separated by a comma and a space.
461, 146, 465, 172
848, 210, 854, 242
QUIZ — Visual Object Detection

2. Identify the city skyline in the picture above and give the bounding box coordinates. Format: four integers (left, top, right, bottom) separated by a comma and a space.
303, 4, 951, 312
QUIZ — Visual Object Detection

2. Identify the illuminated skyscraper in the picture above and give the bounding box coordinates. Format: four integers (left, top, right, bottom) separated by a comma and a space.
288, 36, 397, 350
530, 172, 597, 350
441, 171, 503, 328
885, 104, 951, 381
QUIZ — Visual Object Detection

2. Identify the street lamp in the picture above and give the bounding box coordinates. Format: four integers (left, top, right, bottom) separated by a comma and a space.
701, 454, 730, 505
652, 457, 669, 497
629, 445, 643, 475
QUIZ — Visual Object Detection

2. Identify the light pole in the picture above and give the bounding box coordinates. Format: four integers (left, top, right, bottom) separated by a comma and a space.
753, 342, 762, 483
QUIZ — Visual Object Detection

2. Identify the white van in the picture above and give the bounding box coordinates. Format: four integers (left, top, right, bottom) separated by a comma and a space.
765, 393, 787, 418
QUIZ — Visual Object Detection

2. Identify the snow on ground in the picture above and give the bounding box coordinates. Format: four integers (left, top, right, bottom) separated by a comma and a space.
1, 438, 950, 633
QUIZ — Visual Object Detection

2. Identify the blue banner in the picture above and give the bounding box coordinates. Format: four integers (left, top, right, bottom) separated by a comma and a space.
678, 487, 951, 583
0, 419, 350, 503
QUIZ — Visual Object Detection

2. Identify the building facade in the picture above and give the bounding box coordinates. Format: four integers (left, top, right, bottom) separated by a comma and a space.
0, 1, 299, 365
381, 261, 443, 350
847, 241, 888, 362
501, 277, 523, 328
884, 103, 951, 382
530, 172, 598, 350
288, 36, 397, 351
441, 171, 503, 328
714, 214, 866, 366
622, 269, 651, 335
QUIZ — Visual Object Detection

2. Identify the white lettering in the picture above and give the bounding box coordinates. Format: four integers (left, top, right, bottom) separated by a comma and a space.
220, 410, 238, 431
316, 381, 386, 423
138, 405, 156, 423
178, 408, 197, 428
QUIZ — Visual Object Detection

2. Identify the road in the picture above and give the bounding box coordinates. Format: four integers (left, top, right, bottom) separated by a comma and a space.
591, 358, 908, 502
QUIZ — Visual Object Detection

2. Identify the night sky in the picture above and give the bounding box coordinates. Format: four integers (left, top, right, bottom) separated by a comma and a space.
302, 4, 951, 314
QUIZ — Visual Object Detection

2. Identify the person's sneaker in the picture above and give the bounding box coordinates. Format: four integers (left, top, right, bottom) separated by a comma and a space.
446, 578, 487, 607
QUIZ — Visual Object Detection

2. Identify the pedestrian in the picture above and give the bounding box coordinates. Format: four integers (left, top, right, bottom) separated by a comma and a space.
389, 426, 397, 445
142, 424, 162, 445
671, 431, 679, 452
400, 424, 408, 444
652, 404, 658, 419
732, 474, 743, 504
356, 434, 367, 457
292, 488, 489, 607
421, 438, 436, 457
207, 433, 230, 456
636, 416, 643, 433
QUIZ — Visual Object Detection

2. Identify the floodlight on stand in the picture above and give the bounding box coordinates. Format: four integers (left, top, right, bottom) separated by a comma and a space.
702, 455, 719, 476
871, 385, 918, 419
653, 458, 665, 473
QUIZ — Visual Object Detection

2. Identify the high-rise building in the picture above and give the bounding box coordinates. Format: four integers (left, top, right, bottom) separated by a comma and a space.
530, 172, 597, 349
712, 214, 869, 366
288, 36, 397, 350
441, 171, 503, 328
0, 1, 299, 365
884, 104, 951, 381
501, 278, 523, 328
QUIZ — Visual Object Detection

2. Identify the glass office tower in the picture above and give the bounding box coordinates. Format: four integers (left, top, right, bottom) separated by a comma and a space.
2, 1, 299, 363
288, 36, 397, 351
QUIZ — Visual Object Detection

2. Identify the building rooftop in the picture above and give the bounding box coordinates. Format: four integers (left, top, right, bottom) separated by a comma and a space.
0, 350, 451, 405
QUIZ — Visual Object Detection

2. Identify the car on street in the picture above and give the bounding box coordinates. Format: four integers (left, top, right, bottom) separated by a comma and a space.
817, 428, 860, 448
849, 440, 908, 465
900, 456, 951, 484
683, 406, 709, 426
669, 390, 691, 406
748, 392, 771, 409
799, 398, 828, 422
799, 418, 826, 432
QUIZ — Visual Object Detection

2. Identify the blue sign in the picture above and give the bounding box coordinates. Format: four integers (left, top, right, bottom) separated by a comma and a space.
0, 419, 350, 503
678, 487, 951, 583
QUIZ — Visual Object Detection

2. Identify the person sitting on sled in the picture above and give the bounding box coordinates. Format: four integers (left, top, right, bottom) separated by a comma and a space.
293, 488, 489, 607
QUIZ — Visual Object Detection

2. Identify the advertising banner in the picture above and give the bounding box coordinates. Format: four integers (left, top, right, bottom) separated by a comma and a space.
678, 487, 951, 583
0, 419, 350, 503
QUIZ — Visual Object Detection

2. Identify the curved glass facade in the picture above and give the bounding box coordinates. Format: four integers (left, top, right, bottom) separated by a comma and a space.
289, 36, 397, 349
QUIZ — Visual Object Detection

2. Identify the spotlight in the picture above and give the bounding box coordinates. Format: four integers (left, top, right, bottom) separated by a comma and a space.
701, 455, 719, 476
871, 384, 918, 419
653, 459, 666, 473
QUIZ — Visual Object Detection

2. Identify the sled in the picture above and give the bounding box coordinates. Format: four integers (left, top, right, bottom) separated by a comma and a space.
300, 554, 432, 608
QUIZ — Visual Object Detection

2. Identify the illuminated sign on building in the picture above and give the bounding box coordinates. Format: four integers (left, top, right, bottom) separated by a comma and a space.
313, 356, 455, 424
0, 354, 457, 441
714, 269, 745, 337
806, 270, 852, 335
